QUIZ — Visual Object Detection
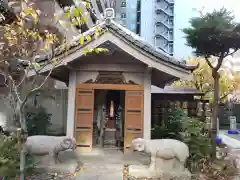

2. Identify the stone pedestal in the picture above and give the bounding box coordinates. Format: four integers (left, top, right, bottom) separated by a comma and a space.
33, 151, 83, 174
104, 128, 117, 148
128, 165, 191, 180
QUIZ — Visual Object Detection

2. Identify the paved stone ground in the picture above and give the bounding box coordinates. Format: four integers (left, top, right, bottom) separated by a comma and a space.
218, 130, 240, 179
227, 134, 240, 141
219, 130, 240, 148
75, 148, 150, 180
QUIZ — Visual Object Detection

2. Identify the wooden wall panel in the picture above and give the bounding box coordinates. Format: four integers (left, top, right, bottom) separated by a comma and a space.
75, 89, 94, 152
124, 90, 144, 152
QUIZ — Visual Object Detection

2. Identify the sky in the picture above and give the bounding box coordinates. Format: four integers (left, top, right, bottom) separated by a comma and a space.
174, 0, 240, 60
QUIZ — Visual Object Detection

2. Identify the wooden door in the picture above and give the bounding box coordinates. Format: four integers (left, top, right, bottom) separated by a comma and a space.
75, 89, 94, 152
124, 90, 144, 152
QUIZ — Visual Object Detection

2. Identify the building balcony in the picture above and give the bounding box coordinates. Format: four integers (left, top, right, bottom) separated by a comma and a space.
156, 44, 174, 56
155, 34, 173, 42
155, 21, 173, 30
156, 0, 174, 5
155, 8, 174, 17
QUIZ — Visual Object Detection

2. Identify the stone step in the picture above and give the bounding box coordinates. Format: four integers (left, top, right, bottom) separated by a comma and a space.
76, 163, 123, 180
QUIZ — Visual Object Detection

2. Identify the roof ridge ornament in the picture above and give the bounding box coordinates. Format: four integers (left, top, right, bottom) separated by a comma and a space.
104, 8, 115, 25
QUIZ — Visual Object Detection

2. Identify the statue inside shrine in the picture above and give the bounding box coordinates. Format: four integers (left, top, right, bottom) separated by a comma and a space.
103, 99, 119, 147
105, 100, 117, 129
109, 100, 115, 118
93, 90, 123, 148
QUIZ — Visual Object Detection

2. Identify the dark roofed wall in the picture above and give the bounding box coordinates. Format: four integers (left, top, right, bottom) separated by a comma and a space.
151, 92, 208, 132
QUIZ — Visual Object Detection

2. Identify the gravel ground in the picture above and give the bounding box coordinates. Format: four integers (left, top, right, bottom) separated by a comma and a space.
123, 165, 157, 180
26, 172, 76, 180
14, 167, 83, 180
14, 172, 77, 180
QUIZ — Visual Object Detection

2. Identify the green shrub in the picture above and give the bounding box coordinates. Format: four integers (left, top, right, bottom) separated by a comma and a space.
25, 105, 52, 136
180, 116, 212, 172
0, 134, 35, 179
151, 107, 185, 140
151, 107, 212, 173
0, 135, 19, 177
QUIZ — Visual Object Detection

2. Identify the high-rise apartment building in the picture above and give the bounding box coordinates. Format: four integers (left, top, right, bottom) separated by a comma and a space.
113, 0, 174, 56
1, 0, 174, 55
113, 0, 141, 35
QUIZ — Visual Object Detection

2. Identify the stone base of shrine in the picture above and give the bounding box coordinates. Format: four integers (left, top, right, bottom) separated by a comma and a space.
128, 165, 191, 180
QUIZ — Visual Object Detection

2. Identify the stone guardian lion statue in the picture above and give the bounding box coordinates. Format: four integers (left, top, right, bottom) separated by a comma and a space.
26, 135, 77, 164
131, 138, 190, 179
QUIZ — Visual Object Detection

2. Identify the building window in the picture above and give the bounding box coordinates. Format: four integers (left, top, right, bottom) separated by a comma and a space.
169, 6, 174, 14
96, 0, 103, 13
169, 17, 173, 25
156, 22, 161, 27
136, 23, 141, 34
137, 12, 141, 22
110, 0, 116, 8
169, 30, 173, 40
137, 0, 141, 10
156, 9, 161, 15
169, 43, 174, 55
121, 1, 126, 7
103, 0, 108, 8
121, 13, 126, 18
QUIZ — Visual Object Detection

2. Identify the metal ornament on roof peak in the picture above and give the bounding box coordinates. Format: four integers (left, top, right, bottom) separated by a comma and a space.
104, 8, 115, 20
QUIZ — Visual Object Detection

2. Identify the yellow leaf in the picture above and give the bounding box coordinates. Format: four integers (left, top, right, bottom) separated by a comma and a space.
64, 12, 71, 19
83, 48, 88, 56
95, 48, 99, 54
52, 57, 57, 65
81, 16, 87, 24
24, 9, 33, 15
88, 48, 94, 53
32, 62, 40, 69
73, 7, 79, 17
96, 26, 101, 33
79, 35, 84, 45
32, 13, 38, 24
77, 7, 83, 15
85, 2, 89, 8
87, 35, 91, 41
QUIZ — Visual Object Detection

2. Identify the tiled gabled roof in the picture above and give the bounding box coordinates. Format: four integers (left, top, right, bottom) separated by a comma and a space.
50, 20, 197, 71
151, 85, 204, 95
107, 21, 197, 71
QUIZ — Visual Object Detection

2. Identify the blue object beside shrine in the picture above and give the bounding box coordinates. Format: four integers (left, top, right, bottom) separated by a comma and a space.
216, 137, 222, 144
228, 130, 240, 134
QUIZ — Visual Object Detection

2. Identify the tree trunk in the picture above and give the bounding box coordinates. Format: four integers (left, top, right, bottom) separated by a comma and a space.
211, 69, 220, 159
18, 106, 27, 180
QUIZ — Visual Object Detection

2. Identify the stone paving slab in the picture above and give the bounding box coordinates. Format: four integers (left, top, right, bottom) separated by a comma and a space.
75, 149, 149, 180
219, 131, 240, 149
76, 163, 123, 180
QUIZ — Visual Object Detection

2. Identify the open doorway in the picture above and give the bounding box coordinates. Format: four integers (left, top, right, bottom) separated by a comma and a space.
93, 89, 125, 150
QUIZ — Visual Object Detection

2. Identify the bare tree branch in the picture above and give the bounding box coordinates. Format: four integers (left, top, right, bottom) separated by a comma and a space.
225, 49, 239, 57
215, 55, 224, 71
205, 56, 214, 69
20, 67, 53, 111
16, 69, 29, 88
8, 75, 23, 103
219, 90, 235, 102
